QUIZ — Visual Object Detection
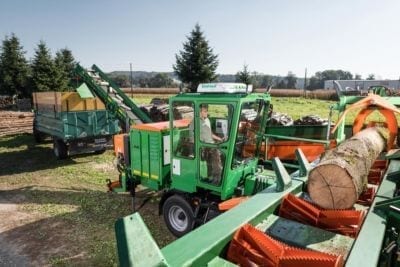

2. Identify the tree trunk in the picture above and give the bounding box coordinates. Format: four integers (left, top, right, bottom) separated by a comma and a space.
308, 127, 387, 209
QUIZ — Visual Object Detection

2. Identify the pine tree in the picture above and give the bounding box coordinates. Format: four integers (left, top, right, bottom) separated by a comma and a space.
235, 64, 252, 85
31, 41, 56, 92
0, 33, 30, 96
54, 48, 75, 91
173, 24, 219, 92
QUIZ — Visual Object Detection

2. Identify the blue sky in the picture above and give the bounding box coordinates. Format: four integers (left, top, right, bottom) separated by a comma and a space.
1, 0, 400, 79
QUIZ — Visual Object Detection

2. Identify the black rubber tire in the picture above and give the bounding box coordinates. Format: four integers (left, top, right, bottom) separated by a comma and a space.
162, 195, 195, 237
53, 139, 68, 159
33, 127, 45, 143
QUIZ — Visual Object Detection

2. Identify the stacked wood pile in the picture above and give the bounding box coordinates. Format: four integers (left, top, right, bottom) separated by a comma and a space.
0, 95, 13, 109
173, 106, 193, 119
149, 104, 169, 121
139, 102, 193, 122
294, 115, 329, 125
150, 98, 169, 105
269, 112, 293, 126
139, 104, 153, 117
0, 111, 34, 136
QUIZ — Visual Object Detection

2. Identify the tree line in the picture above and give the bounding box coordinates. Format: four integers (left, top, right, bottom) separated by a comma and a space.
173, 24, 376, 91
110, 72, 178, 88
0, 29, 378, 97
0, 33, 75, 97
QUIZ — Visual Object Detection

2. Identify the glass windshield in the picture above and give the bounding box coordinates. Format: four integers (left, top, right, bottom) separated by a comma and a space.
233, 100, 266, 167
172, 101, 195, 158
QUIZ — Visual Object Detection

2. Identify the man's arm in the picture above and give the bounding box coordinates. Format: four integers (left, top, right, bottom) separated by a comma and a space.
212, 133, 224, 142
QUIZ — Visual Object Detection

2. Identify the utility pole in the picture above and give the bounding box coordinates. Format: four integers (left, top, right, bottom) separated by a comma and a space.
130, 63, 133, 97
304, 68, 307, 91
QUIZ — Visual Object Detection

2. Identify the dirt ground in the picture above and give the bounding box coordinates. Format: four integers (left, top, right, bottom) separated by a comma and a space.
0, 134, 175, 266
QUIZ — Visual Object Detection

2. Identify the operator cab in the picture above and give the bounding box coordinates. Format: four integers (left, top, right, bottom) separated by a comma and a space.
169, 83, 270, 199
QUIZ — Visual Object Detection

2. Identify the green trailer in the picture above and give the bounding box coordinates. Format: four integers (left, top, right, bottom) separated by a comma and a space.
33, 91, 120, 159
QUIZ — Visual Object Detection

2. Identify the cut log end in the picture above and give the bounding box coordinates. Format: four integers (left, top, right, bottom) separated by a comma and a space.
308, 164, 358, 209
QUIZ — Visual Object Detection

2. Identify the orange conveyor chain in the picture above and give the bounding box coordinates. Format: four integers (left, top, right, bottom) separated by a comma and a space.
227, 224, 344, 267
279, 194, 365, 238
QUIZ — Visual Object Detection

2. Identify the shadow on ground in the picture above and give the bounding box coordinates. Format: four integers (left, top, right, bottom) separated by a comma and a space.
0, 186, 174, 266
0, 134, 95, 176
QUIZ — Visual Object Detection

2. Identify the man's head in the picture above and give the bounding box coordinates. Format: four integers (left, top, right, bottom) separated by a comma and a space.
200, 104, 208, 120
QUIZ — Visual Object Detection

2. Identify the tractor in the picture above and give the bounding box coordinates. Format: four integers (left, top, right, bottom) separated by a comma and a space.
109, 83, 275, 236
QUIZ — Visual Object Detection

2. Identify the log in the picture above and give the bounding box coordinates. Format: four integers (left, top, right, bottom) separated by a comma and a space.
307, 127, 387, 209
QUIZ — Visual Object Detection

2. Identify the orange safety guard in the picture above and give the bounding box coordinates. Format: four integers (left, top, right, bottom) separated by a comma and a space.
266, 140, 336, 162
332, 94, 400, 150
132, 118, 191, 132
218, 196, 249, 211
243, 140, 335, 162
352, 108, 398, 150
114, 133, 128, 156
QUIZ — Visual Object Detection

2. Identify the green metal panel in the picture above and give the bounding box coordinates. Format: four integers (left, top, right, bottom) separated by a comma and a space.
130, 128, 170, 191
35, 110, 119, 140
207, 257, 237, 267
76, 82, 94, 98
131, 130, 143, 181
345, 160, 400, 267
115, 213, 168, 267
170, 157, 198, 193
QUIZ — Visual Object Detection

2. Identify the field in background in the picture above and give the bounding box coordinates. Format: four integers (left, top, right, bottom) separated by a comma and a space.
0, 96, 393, 266
122, 88, 338, 101
131, 94, 382, 124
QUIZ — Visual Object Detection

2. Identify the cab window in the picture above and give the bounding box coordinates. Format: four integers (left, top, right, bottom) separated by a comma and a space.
172, 101, 194, 158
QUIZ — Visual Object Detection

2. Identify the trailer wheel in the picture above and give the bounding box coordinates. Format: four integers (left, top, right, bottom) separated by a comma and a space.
33, 120, 45, 143
163, 195, 195, 237
33, 127, 45, 143
53, 140, 68, 159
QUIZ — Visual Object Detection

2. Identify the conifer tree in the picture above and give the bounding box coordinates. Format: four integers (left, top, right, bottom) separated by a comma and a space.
31, 41, 56, 92
235, 64, 252, 85
173, 24, 218, 92
0, 33, 30, 96
54, 48, 75, 91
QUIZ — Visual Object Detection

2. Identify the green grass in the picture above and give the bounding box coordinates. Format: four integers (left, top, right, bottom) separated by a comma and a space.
132, 95, 392, 125
0, 134, 174, 266
271, 97, 334, 120
131, 94, 172, 105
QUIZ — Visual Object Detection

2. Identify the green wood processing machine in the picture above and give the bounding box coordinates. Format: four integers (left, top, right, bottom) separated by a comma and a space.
114, 91, 400, 267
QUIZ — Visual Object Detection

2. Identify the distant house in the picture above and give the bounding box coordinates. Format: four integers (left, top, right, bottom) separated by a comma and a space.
324, 80, 400, 90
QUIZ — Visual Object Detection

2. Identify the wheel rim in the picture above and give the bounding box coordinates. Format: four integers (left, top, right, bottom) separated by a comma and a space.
168, 205, 188, 232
